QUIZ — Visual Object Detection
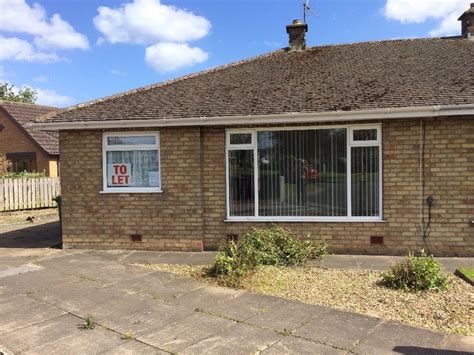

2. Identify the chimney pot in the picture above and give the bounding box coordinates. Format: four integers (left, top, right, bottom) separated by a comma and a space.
286, 19, 308, 51
459, 3, 474, 39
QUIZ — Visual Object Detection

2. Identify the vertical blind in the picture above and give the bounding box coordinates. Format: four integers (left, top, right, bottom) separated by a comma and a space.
228, 127, 381, 219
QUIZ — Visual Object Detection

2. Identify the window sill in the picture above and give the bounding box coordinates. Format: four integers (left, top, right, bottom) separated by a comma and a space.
99, 189, 163, 194
225, 218, 386, 223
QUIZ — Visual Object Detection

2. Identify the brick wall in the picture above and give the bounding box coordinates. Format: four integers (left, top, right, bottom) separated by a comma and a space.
59, 128, 204, 251
0, 111, 55, 175
202, 117, 474, 256
59, 117, 474, 255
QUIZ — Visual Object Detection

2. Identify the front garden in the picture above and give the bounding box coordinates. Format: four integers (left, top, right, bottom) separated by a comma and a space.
137, 226, 474, 336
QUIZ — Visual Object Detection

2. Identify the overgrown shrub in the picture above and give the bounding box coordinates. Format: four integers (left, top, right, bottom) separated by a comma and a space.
208, 226, 327, 285
380, 250, 448, 292
0, 171, 46, 179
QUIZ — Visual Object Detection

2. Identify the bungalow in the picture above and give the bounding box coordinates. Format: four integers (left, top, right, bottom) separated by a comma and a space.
35, 4, 474, 256
0, 101, 60, 177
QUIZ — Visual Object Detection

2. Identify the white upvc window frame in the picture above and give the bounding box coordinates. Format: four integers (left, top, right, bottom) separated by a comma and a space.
101, 131, 162, 194
225, 124, 383, 222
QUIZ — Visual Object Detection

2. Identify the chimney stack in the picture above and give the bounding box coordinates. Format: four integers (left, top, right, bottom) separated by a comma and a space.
286, 19, 308, 51
458, 3, 474, 39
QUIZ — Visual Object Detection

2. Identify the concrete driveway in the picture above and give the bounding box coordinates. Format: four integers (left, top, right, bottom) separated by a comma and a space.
0, 221, 473, 354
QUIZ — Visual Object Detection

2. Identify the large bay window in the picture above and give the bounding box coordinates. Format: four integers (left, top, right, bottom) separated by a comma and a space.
226, 125, 382, 221
102, 132, 161, 193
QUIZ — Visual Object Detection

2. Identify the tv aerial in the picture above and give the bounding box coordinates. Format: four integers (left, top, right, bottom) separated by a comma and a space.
303, 0, 317, 23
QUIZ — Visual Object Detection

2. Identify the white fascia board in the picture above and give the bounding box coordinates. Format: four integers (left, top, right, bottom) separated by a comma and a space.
31, 104, 474, 131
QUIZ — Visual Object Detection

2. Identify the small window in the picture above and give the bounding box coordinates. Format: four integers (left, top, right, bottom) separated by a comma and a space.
103, 133, 161, 193
229, 133, 252, 145
353, 129, 378, 141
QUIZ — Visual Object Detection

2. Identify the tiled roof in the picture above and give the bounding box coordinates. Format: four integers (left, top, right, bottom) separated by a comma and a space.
49, 37, 474, 124
0, 101, 60, 155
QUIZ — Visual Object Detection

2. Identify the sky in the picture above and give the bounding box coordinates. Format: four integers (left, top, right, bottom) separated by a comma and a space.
0, 0, 472, 107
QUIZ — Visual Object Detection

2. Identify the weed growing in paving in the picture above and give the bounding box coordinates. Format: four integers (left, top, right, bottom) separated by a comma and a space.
208, 226, 327, 286
81, 314, 96, 330
122, 330, 135, 340
380, 250, 448, 291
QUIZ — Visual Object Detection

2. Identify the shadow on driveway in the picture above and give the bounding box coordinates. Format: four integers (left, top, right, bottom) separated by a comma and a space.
0, 221, 61, 248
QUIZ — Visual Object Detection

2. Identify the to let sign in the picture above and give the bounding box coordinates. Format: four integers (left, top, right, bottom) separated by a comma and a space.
108, 163, 131, 186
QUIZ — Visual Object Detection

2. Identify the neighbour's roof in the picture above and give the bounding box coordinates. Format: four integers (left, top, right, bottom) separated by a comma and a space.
48, 37, 474, 124
0, 101, 60, 155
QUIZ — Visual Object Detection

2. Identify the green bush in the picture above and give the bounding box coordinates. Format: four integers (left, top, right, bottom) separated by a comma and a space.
208, 226, 327, 284
0, 171, 46, 179
380, 250, 448, 291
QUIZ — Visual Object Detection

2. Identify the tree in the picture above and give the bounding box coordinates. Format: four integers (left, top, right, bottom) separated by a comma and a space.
0, 83, 37, 104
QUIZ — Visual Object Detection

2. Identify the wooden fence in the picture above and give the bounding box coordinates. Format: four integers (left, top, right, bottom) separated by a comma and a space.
0, 178, 61, 212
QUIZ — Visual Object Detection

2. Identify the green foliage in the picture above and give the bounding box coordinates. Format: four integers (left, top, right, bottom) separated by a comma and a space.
81, 314, 96, 329
381, 250, 448, 292
208, 226, 327, 285
0, 171, 46, 179
0, 82, 37, 104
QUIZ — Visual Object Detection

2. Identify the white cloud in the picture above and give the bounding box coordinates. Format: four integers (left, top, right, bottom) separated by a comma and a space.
33, 75, 48, 83
94, 0, 211, 72
110, 69, 126, 76
35, 87, 73, 107
93, 0, 211, 44
384, 0, 471, 36
0, 0, 88, 63
0, 35, 59, 63
145, 42, 208, 72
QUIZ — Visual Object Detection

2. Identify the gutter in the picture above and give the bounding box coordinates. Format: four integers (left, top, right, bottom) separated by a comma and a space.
31, 104, 474, 131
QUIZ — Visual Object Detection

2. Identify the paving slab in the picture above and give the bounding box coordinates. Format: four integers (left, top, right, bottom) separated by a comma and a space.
31, 278, 110, 316
246, 299, 331, 333
104, 340, 168, 354
139, 311, 238, 352
111, 271, 205, 300
36, 254, 153, 285
181, 322, 283, 354
0, 268, 78, 294
262, 336, 346, 354
168, 283, 245, 309
97, 295, 194, 338
295, 308, 382, 350
0, 263, 42, 278
20, 326, 140, 355
0, 295, 65, 334
353, 321, 446, 354
202, 291, 285, 322
439, 334, 474, 353
0, 314, 82, 354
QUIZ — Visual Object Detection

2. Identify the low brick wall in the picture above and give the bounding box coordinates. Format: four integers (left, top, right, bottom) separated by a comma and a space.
59, 117, 474, 256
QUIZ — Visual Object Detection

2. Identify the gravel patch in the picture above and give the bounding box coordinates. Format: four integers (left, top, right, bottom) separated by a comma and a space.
136, 263, 473, 336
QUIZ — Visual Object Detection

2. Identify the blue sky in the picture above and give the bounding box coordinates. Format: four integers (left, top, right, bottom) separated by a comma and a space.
0, 0, 471, 107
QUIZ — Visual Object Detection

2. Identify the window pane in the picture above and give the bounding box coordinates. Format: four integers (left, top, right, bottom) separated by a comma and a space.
230, 133, 252, 145
107, 136, 156, 145
228, 150, 254, 216
353, 129, 377, 141
106, 150, 159, 188
351, 146, 379, 216
257, 129, 347, 217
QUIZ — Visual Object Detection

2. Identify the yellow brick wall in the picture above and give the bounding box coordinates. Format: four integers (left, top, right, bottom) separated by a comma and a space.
59, 128, 204, 251
59, 117, 474, 255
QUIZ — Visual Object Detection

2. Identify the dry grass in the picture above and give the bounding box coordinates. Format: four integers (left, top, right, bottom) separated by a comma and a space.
137, 263, 474, 335
0, 208, 58, 224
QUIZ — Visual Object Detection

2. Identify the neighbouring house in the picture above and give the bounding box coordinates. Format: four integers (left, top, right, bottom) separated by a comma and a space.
0, 101, 60, 177
35, 4, 474, 256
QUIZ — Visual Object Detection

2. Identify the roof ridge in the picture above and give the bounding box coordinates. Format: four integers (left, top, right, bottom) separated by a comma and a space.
59, 48, 286, 114
306, 35, 463, 50
0, 100, 58, 110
